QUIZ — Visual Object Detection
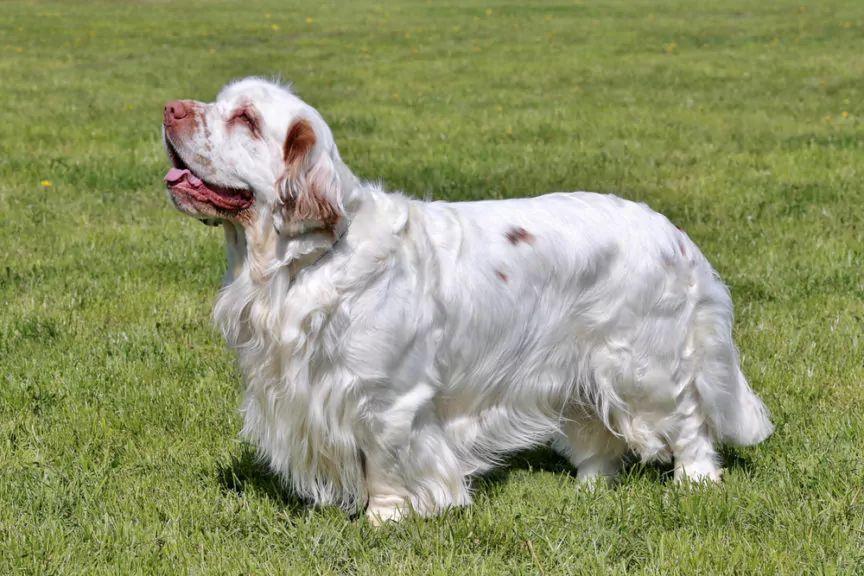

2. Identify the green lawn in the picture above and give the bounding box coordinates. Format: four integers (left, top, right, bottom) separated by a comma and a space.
1, 0, 863, 573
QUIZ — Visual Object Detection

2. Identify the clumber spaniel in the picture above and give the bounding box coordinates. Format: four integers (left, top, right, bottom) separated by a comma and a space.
161, 78, 772, 523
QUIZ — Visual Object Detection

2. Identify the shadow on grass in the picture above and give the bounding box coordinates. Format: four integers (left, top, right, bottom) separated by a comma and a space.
472, 444, 759, 495
718, 445, 758, 476
217, 444, 759, 512
216, 446, 307, 515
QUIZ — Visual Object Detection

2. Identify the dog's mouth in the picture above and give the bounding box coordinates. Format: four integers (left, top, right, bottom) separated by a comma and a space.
164, 137, 254, 214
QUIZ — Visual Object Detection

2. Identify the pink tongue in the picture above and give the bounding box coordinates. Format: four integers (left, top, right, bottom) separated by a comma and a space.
164, 168, 205, 189
165, 167, 190, 184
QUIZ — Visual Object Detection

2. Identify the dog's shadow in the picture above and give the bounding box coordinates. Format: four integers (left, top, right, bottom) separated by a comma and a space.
473, 444, 758, 498
216, 447, 308, 514
216, 444, 758, 512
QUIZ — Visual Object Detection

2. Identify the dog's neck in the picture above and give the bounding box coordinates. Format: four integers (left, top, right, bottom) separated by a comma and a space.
222, 161, 361, 287
222, 220, 248, 285
214, 171, 414, 353
214, 162, 362, 351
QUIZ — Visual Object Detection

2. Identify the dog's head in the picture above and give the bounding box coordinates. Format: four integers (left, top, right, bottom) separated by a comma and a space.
162, 78, 345, 236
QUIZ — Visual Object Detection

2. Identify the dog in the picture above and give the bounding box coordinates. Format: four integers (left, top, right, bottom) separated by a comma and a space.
161, 78, 773, 524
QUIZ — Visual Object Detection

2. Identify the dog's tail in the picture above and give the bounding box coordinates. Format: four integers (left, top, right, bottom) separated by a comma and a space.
697, 364, 774, 447
692, 272, 774, 447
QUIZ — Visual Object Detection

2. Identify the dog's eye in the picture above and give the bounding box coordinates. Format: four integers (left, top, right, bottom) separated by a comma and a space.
230, 107, 259, 134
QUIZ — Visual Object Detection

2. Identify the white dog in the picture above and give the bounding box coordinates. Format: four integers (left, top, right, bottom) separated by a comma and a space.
162, 78, 772, 523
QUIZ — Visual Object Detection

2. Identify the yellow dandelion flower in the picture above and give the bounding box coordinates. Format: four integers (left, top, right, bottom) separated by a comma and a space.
271, 24, 280, 31
306, 17, 314, 24
40, 180, 53, 187
842, 111, 849, 118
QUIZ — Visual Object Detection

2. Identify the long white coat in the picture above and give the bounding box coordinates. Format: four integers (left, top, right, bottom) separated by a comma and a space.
162, 78, 773, 522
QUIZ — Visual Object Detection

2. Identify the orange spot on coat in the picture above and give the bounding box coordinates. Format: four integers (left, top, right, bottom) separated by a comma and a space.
505, 226, 534, 245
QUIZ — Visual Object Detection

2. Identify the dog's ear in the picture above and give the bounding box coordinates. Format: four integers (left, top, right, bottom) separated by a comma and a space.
274, 117, 342, 236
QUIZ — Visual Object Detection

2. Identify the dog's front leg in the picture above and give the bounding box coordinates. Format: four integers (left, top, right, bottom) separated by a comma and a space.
363, 457, 412, 526
360, 387, 472, 525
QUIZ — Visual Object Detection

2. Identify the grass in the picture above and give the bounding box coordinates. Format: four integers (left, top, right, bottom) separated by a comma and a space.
1, 0, 863, 573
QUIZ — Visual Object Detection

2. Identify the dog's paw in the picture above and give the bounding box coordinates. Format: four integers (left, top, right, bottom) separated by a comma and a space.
576, 472, 616, 491
673, 461, 723, 484
365, 496, 409, 526
575, 455, 620, 489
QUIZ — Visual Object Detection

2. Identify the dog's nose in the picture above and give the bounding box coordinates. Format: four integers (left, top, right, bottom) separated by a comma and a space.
164, 100, 190, 125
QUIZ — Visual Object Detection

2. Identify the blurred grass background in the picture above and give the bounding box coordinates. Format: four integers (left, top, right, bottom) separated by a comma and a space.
0, 1, 862, 574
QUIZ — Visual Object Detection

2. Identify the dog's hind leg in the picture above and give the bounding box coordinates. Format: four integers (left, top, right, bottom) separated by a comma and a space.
553, 412, 627, 485
669, 385, 722, 483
